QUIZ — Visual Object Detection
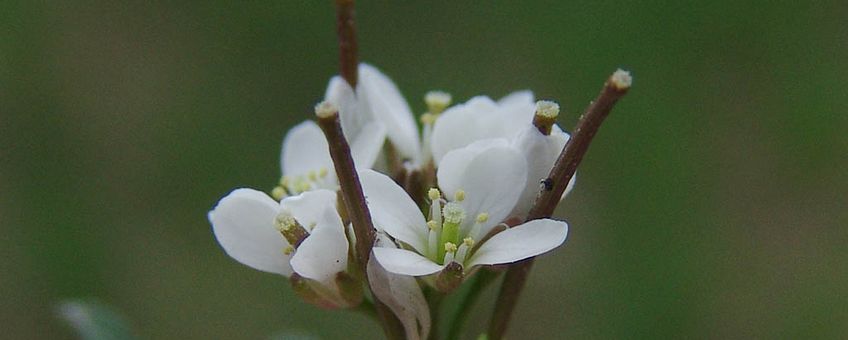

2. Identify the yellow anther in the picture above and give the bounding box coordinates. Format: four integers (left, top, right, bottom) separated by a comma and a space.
427, 220, 439, 230
271, 186, 286, 200
274, 213, 297, 232
318, 167, 329, 178
476, 212, 489, 223
295, 180, 311, 193
283, 245, 294, 255
463, 237, 475, 247
454, 189, 466, 202
444, 242, 458, 253
307, 170, 318, 181
535, 100, 560, 119
425, 91, 452, 114
428, 188, 441, 201
280, 176, 290, 187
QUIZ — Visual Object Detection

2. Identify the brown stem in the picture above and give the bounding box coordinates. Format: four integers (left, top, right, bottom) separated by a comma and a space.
315, 110, 404, 340
316, 111, 375, 269
487, 70, 631, 340
336, 0, 358, 87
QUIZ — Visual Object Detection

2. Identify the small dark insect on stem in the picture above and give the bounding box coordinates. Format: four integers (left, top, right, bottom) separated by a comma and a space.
487, 69, 632, 340
541, 178, 554, 191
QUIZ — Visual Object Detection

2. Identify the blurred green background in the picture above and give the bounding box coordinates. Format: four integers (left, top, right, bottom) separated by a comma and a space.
2, 1, 846, 338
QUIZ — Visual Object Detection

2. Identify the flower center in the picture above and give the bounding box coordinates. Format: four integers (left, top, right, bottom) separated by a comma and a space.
272, 167, 331, 199
424, 187, 488, 266
274, 211, 309, 250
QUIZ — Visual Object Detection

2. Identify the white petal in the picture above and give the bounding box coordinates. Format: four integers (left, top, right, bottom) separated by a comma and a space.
495, 92, 536, 140
290, 206, 349, 285
510, 125, 569, 217
281, 121, 332, 178
359, 169, 428, 253
358, 63, 420, 159
436, 138, 508, 196
350, 121, 387, 169
467, 219, 568, 267
325, 76, 362, 135
208, 189, 292, 276
563, 172, 576, 198
373, 247, 445, 276
496, 90, 534, 107
367, 234, 431, 340
326, 75, 388, 169
437, 140, 527, 236
430, 96, 500, 164
279, 189, 338, 231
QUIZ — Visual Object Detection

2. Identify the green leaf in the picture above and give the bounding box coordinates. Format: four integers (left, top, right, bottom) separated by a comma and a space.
56, 299, 138, 340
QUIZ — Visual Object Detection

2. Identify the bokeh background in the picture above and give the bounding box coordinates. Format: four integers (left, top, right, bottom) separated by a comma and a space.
2, 1, 846, 338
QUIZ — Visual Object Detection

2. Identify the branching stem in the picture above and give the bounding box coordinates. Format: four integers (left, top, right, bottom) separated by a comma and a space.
487, 70, 631, 340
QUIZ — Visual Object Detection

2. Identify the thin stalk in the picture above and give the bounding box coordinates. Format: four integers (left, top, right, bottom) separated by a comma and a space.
425, 288, 444, 340
316, 106, 405, 340
487, 70, 632, 340
335, 0, 358, 87
326, 3, 405, 338
446, 269, 499, 340
316, 111, 374, 270
352, 299, 378, 321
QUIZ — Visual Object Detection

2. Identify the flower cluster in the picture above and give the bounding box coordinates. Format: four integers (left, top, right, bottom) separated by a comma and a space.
208, 63, 577, 339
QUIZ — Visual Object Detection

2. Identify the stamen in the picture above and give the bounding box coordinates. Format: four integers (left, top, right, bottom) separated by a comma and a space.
425, 90, 452, 114
295, 180, 311, 193
307, 170, 318, 181
455, 238, 474, 264
427, 220, 440, 230
274, 213, 297, 232
283, 245, 295, 255
274, 212, 308, 248
420, 112, 438, 125
428, 188, 441, 201
318, 167, 329, 178
454, 189, 466, 202
444, 242, 457, 253
443, 251, 455, 265
428, 228, 439, 259
468, 212, 489, 241
271, 186, 287, 200
476, 213, 489, 223
429, 188, 442, 225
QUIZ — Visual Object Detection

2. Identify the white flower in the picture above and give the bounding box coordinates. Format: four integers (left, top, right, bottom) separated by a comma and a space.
276, 67, 390, 196
339, 64, 444, 168
367, 233, 431, 340
356, 64, 421, 161
208, 188, 358, 307
430, 92, 576, 217
360, 139, 569, 277
430, 91, 536, 164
